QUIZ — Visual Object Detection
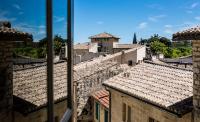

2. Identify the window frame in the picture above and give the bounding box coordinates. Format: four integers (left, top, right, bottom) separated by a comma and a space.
104, 109, 109, 122
95, 102, 100, 120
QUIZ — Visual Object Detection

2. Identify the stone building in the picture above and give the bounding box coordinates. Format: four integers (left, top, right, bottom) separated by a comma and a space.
74, 42, 98, 55
0, 21, 32, 122
159, 55, 192, 70
173, 26, 200, 122
92, 90, 109, 122
103, 61, 193, 122
13, 45, 144, 122
89, 32, 120, 53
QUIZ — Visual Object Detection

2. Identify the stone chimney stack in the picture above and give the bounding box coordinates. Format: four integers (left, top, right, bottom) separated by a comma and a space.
0, 22, 13, 122
192, 40, 200, 122
173, 26, 200, 122
0, 39, 13, 122
0, 21, 32, 122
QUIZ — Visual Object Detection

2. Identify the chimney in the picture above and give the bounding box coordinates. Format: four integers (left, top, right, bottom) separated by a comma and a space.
0, 40, 13, 122
0, 21, 13, 122
0, 21, 32, 122
192, 40, 200, 122
172, 26, 200, 122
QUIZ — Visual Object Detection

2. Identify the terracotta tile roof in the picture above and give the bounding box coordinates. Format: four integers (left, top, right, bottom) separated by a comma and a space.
74, 42, 90, 50
89, 32, 120, 39
103, 61, 193, 115
13, 60, 119, 114
13, 62, 68, 108
92, 89, 109, 108
0, 21, 32, 41
173, 26, 200, 41
160, 56, 192, 64
114, 44, 141, 49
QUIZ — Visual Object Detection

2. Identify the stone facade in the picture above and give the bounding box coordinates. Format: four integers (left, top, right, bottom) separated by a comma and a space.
109, 89, 192, 122
76, 63, 130, 121
0, 41, 13, 122
91, 38, 119, 53
192, 40, 200, 122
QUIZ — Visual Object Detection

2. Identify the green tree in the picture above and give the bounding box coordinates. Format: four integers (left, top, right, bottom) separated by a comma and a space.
133, 33, 137, 44
150, 41, 167, 55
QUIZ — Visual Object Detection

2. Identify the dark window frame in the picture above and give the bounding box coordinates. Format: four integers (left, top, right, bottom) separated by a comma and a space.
95, 102, 100, 120
104, 109, 109, 122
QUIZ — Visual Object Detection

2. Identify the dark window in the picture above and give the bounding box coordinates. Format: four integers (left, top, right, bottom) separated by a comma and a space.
128, 60, 133, 66
104, 109, 108, 122
122, 103, 126, 122
55, 116, 59, 122
127, 106, 131, 122
96, 102, 100, 120
149, 117, 159, 122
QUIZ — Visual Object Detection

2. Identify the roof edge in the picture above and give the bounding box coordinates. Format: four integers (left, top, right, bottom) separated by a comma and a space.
103, 84, 190, 117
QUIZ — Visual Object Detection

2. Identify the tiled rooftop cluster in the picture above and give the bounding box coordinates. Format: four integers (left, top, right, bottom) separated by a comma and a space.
74, 42, 92, 50
13, 57, 130, 114
89, 32, 119, 39
103, 62, 193, 115
114, 44, 142, 49
173, 26, 200, 41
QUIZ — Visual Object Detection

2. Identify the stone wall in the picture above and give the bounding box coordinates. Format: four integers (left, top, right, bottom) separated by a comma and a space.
192, 40, 200, 122
110, 89, 192, 122
0, 41, 13, 122
76, 61, 130, 121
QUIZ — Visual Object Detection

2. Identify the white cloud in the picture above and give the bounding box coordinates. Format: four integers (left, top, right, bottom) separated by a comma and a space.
148, 15, 166, 22
0, 11, 16, 22
138, 22, 148, 29
13, 4, 21, 10
190, 2, 199, 9
164, 29, 173, 34
195, 16, 200, 21
54, 16, 65, 23
96, 21, 104, 25
19, 12, 24, 15
164, 25, 173, 28
38, 30, 45, 35
39, 25, 45, 29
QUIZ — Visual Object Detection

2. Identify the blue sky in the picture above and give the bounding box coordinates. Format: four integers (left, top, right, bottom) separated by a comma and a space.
0, 0, 200, 43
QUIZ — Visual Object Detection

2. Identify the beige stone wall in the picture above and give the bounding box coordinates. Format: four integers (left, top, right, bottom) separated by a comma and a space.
110, 89, 192, 122
75, 49, 89, 55
91, 38, 119, 53
14, 100, 67, 122
192, 40, 200, 122
0, 41, 13, 122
